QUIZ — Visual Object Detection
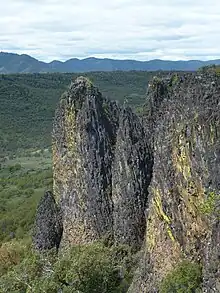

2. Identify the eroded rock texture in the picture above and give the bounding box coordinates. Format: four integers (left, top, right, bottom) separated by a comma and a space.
52, 76, 151, 248
35, 72, 219, 291
112, 107, 152, 249
129, 73, 220, 292
33, 191, 62, 251
203, 204, 220, 292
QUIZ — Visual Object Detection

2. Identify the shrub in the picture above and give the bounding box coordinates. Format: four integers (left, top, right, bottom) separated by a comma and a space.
0, 238, 31, 277
0, 243, 134, 293
53, 243, 133, 293
199, 191, 220, 217
159, 260, 202, 293
0, 249, 44, 293
8, 163, 22, 173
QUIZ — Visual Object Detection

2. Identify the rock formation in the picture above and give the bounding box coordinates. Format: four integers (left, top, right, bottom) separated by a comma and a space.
52, 76, 152, 248
129, 73, 220, 292
34, 72, 220, 291
33, 191, 62, 251
112, 107, 152, 248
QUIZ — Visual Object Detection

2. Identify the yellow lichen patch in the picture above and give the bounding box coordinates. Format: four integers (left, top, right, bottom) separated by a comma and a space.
52, 102, 78, 202
176, 137, 191, 180
169, 126, 209, 259
146, 194, 182, 283
167, 226, 175, 242
147, 215, 181, 284
154, 198, 171, 223
150, 188, 177, 243
152, 188, 171, 224
145, 119, 215, 286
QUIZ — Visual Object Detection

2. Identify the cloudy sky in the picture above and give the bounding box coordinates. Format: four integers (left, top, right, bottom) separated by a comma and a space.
1, 0, 220, 62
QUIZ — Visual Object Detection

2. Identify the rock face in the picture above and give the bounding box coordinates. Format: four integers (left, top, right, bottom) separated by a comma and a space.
112, 107, 152, 248
52, 76, 152, 248
35, 72, 219, 291
33, 191, 63, 251
203, 204, 220, 292
128, 73, 220, 292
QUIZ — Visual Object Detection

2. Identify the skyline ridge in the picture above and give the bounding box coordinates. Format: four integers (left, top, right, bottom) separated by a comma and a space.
1, 51, 220, 64
1, 51, 220, 74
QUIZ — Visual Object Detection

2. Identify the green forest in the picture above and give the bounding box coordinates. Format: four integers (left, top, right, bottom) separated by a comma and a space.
0, 71, 160, 155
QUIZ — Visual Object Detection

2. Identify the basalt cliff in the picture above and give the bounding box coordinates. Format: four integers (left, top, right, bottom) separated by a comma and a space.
34, 73, 220, 292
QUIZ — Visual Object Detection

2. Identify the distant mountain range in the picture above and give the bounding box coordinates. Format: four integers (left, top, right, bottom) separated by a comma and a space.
1, 52, 220, 73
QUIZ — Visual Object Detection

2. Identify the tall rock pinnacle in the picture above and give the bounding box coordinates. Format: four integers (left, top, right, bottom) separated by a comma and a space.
52, 77, 152, 247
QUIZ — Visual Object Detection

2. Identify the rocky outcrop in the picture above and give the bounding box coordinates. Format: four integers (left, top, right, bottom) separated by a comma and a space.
52, 76, 152, 248
35, 72, 219, 291
129, 73, 220, 292
33, 191, 62, 251
52, 77, 117, 245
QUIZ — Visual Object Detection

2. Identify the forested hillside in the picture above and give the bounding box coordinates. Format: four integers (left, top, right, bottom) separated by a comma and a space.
0, 71, 155, 154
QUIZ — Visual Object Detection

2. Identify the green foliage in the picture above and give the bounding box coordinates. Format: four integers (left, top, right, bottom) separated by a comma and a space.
171, 74, 179, 85
198, 64, 220, 76
0, 152, 135, 292
159, 261, 202, 293
199, 191, 220, 217
0, 238, 32, 277
0, 156, 52, 243
0, 243, 134, 293
0, 72, 156, 155
54, 243, 133, 293
8, 163, 22, 173
0, 249, 45, 293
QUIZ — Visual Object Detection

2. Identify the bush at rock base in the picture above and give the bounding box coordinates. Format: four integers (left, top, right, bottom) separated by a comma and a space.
159, 261, 202, 293
0, 242, 134, 293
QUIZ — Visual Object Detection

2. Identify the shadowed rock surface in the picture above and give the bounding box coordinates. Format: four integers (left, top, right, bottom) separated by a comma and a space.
33, 191, 63, 250
112, 106, 153, 249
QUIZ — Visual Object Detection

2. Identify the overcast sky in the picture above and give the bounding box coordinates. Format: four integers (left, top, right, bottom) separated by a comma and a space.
1, 0, 220, 62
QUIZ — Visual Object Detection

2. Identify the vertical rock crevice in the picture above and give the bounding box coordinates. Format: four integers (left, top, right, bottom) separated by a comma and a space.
112, 106, 153, 249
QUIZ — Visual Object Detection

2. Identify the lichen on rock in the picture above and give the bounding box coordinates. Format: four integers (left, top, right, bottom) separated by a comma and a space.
52, 76, 153, 248
52, 77, 119, 245
34, 72, 220, 292
129, 72, 220, 292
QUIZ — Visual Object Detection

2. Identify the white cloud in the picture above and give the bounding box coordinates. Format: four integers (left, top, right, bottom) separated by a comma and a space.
0, 0, 220, 61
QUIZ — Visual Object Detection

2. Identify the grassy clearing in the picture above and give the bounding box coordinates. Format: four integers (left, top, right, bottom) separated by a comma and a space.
0, 153, 52, 244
